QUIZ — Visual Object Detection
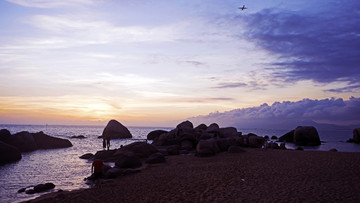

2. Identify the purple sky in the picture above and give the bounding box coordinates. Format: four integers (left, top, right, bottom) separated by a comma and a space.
0, 0, 359, 127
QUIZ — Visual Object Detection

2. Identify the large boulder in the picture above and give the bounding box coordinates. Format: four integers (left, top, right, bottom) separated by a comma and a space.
0, 129, 11, 142
196, 139, 220, 156
248, 135, 265, 148
176, 120, 194, 129
5, 131, 38, 152
114, 142, 158, 158
353, 128, 360, 143
147, 130, 168, 140
145, 152, 166, 164
293, 126, 321, 146
219, 127, 238, 138
194, 124, 207, 131
32, 132, 72, 149
115, 152, 142, 169
94, 149, 117, 162
102, 120, 132, 139
279, 130, 295, 142
0, 141, 22, 164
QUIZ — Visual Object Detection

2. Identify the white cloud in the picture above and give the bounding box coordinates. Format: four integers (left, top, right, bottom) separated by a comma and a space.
189, 97, 360, 129
6, 0, 98, 8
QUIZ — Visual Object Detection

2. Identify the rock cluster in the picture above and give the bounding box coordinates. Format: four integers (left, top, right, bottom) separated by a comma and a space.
0, 129, 72, 165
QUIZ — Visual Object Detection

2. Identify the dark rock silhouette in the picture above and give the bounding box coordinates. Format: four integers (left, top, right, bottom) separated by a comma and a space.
102, 120, 132, 139
294, 126, 320, 146
2, 131, 72, 152
70, 135, 86, 139
0, 129, 11, 142
115, 152, 142, 169
147, 130, 168, 140
0, 141, 22, 164
19, 183, 55, 194
79, 153, 94, 159
279, 126, 320, 146
145, 152, 166, 164
114, 142, 158, 158
353, 128, 360, 143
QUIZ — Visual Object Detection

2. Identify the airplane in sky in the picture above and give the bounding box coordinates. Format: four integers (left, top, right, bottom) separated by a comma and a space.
239, 5, 247, 10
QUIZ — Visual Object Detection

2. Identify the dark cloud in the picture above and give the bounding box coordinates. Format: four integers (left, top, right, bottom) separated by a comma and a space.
189, 97, 360, 129
325, 85, 360, 93
242, 1, 360, 89
214, 82, 247, 88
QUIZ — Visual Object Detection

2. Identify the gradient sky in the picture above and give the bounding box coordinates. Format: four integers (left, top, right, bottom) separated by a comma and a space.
0, 0, 359, 127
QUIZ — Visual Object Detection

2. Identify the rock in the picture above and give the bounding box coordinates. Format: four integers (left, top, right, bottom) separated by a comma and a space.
206, 123, 220, 135
196, 139, 220, 156
353, 128, 360, 143
198, 132, 214, 140
279, 142, 286, 150
5, 131, 38, 152
104, 167, 140, 179
219, 127, 238, 138
102, 120, 132, 139
228, 146, 246, 153
0, 129, 11, 142
34, 183, 55, 193
180, 139, 194, 150
94, 149, 116, 162
32, 131, 72, 149
114, 142, 158, 158
264, 136, 269, 140
248, 135, 265, 148
176, 120, 194, 129
147, 130, 168, 140
70, 135, 86, 139
115, 152, 142, 169
216, 138, 237, 152
79, 153, 94, 159
194, 124, 207, 131
293, 126, 321, 146
296, 147, 304, 150
271, 136, 278, 139
0, 141, 22, 164
165, 145, 180, 155
145, 152, 166, 164
329, 148, 338, 152
279, 130, 295, 142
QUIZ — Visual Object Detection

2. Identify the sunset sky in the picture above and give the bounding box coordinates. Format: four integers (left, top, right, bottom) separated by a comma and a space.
0, 0, 359, 127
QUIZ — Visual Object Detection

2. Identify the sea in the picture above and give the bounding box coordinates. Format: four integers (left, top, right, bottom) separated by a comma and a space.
0, 124, 359, 203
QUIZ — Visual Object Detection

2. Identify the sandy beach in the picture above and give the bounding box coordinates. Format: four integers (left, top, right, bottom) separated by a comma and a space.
28, 148, 360, 203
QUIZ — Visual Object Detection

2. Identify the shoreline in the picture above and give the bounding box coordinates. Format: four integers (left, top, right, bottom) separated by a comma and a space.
27, 148, 360, 203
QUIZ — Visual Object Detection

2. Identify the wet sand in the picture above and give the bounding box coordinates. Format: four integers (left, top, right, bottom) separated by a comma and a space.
28, 148, 360, 203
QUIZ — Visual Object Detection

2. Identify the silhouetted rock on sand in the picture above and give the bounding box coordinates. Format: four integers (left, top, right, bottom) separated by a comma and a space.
147, 130, 168, 140
94, 150, 116, 162
196, 139, 220, 156
279, 126, 320, 146
115, 152, 142, 169
114, 142, 158, 158
145, 152, 166, 164
102, 120, 132, 139
1, 131, 72, 152
0, 141, 22, 164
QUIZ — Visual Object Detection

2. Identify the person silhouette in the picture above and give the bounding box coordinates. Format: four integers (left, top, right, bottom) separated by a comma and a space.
91, 159, 104, 187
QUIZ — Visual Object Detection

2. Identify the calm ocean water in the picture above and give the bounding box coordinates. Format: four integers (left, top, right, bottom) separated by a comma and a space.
0, 124, 359, 202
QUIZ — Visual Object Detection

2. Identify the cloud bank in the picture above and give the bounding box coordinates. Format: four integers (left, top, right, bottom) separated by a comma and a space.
189, 97, 360, 129
241, 0, 360, 92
